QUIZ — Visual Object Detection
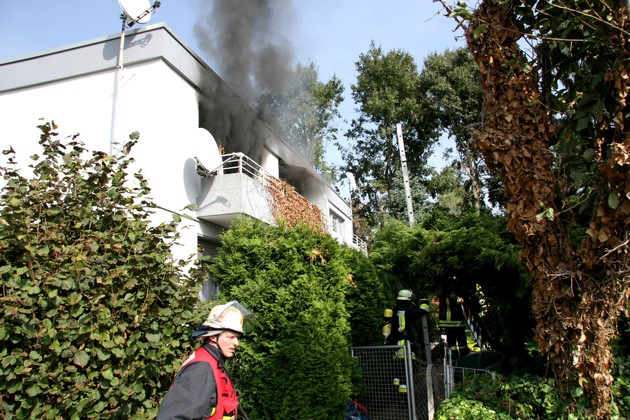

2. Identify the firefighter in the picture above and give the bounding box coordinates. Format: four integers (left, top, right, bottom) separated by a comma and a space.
438, 291, 470, 358
385, 289, 430, 357
157, 301, 250, 420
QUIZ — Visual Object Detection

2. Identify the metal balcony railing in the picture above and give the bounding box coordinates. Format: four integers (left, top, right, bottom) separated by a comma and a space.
205, 152, 273, 187
353, 234, 368, 255
200, 152, 366, 253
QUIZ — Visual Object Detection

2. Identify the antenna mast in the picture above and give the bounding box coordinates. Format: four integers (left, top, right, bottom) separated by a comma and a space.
110, 1, 161, 155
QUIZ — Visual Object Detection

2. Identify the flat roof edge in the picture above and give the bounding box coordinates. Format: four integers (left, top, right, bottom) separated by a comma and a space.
0, 22, 177, 66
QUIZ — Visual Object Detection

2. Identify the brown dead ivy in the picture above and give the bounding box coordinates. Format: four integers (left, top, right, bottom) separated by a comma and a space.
267, 177, 325, 233
465, 1, 630, 417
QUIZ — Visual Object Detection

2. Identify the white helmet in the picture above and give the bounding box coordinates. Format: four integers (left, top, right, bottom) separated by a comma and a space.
192, 300, 251, 340
397, 289, 414, 301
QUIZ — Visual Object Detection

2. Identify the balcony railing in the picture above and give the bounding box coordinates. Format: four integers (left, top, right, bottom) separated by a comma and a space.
198, 152, 365, 253
203, 152, 273, 187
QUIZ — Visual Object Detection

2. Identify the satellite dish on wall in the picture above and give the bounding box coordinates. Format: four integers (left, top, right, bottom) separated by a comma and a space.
193, 128, 222, 173
118, 0, 158, 26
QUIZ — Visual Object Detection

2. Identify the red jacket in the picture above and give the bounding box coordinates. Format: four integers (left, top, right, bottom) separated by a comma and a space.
179, 346, 239, 420
158, 344, 239, 420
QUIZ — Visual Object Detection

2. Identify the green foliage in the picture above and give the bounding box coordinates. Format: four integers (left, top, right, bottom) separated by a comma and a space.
369, 218, 427, 295
420, 47, 492, 212
371, 212, 532, 355
435, 373, 594, 420
0, 123, 202, 418
425, 165, 468, 216
436, 396, 513, 420
514, 0, 627, 236
209, 217, 360, 419
343, 42, 440, 227
386, 170, 433, 222
611, 315, 630, 417
258, 61, 344, 179
338, 246, 388, 346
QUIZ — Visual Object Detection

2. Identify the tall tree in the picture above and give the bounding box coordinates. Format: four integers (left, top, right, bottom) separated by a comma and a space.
443, 0, 630, 415
425, 164, 468, 216
259, 61, 344, 179
343, 42, 440, 227
420, 48, 489, 212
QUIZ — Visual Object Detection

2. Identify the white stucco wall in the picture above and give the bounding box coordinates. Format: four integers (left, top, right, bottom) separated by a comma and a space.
0, 58, 213, 262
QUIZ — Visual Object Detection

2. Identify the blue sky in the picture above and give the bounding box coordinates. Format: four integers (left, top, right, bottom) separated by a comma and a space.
0, 0, 465, 192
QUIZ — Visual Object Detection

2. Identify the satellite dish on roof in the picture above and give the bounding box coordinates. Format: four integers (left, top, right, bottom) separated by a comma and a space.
193, 128, 222, 173
118, 0, 159, 27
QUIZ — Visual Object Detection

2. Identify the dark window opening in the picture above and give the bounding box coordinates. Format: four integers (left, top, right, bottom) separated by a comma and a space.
198, 236, 221, 301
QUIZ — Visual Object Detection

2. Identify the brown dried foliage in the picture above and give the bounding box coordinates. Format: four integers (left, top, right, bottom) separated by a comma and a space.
465, 1, 630, 416
268, 177, 325, 233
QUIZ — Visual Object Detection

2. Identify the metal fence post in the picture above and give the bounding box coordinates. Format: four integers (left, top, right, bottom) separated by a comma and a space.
405, 341, 417, 420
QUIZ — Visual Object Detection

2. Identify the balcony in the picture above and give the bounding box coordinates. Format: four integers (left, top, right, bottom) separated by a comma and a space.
196, 153, 276, 228
196, 152, 367, 254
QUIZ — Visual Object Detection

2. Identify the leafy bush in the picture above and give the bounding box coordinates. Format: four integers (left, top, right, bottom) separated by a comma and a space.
435, 373, 595, 420
436, 395, 512, 420
0, 123, 201, 418
611, 314, 630, 417
371, 213, 533, 355
210, 217, 360, 419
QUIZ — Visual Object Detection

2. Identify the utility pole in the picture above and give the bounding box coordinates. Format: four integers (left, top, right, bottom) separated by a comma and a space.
396, 123, 415, 227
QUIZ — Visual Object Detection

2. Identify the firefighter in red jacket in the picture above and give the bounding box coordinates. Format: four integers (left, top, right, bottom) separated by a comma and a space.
157, 301, 250, 420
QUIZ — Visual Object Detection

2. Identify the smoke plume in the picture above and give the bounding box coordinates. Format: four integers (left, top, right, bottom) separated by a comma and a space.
194, 0, 298, 104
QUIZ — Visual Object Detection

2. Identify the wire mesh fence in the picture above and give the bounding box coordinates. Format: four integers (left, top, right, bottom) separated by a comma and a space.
351, 344, 437, 420
443, 348, 501, 399
350, 344, 502, 420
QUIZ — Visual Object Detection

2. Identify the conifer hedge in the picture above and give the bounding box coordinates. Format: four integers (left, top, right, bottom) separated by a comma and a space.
212, 217, 363, 419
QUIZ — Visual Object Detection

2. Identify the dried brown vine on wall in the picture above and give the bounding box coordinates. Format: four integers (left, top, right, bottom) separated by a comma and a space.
465, 1, 629, 417
267, 177, 325, 233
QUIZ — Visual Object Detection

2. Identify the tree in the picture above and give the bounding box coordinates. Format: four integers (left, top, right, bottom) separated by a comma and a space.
419, 48, 490, 213
387, 169, 432, 222
443, 0, 630, 415
425, 164, 469, 216
343, 42, 440, 227
0, 123, 203, 418
370, 212, 531, 355
259, 61, 344, 179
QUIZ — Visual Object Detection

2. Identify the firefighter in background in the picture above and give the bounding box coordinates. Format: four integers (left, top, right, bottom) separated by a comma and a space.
385, 289, 430, 357
438, 291, 470, 358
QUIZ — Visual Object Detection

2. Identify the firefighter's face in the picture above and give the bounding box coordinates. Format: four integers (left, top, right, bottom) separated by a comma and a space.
214, 331, 240, 358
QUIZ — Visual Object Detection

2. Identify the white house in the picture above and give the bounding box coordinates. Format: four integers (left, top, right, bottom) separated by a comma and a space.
0, 23, 365, 298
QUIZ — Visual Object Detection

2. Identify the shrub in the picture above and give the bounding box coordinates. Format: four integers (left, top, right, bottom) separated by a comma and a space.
0, 123, 201, 418
211, 217, 359, 419
339, 246, 388, 347
435, 373, 595, 419
436, 395, 513, 420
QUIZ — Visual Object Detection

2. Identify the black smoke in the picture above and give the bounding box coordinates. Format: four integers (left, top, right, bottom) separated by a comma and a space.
194, 0, 304, 163
194, 0, 298, 104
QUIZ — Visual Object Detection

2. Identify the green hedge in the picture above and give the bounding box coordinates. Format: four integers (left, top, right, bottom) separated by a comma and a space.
0, 124, 202, 418
210, 217, 362, 419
